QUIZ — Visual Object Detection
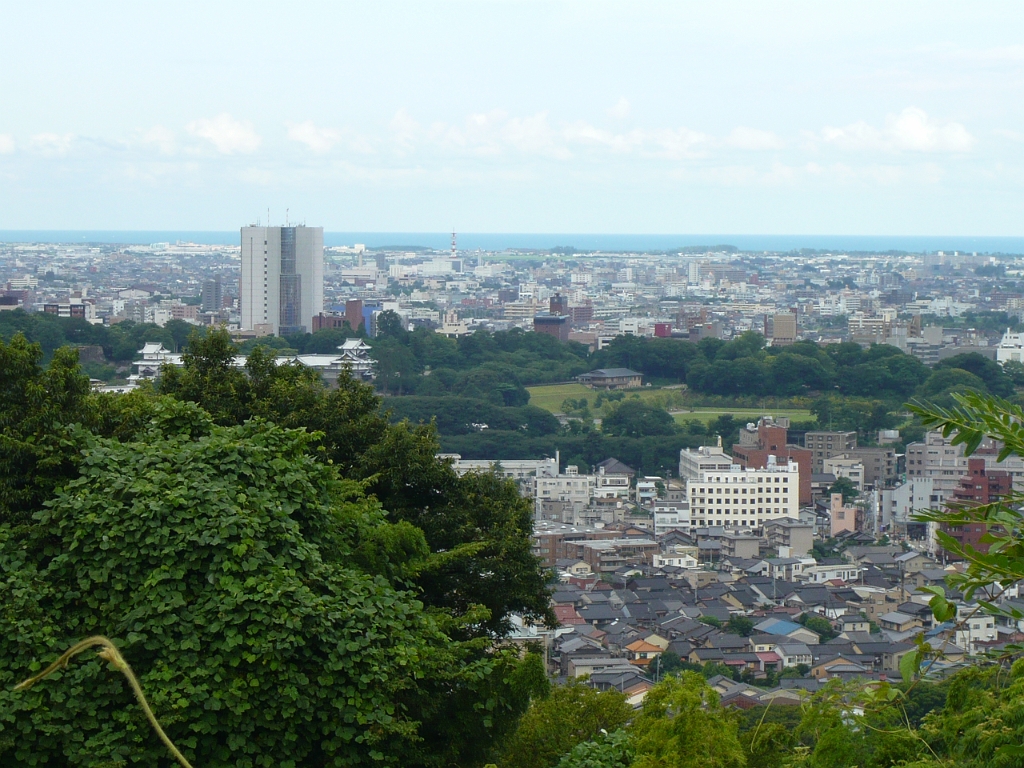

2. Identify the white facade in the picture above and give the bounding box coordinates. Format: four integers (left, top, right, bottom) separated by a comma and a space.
653, 500, 691, 535
880, 479, 936, 530
594, 469, 630, 499
240, 225, 323, 335
534, 466, 595, 509
678, 446, 737, 482
446, 456, 559, 481
998, 327, 1024, 364
687, 460, 800, 529
823, 457, 865, 493
652, 552, 698, 569
954, 606, 997, 654
803, 563, 862, 583
636, 476, 662, 505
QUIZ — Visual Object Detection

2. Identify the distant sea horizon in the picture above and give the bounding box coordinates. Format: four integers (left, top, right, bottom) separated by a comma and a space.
2, 230, 1024, 255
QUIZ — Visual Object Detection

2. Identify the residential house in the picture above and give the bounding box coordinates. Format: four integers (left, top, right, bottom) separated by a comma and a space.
774, 643, 813, 668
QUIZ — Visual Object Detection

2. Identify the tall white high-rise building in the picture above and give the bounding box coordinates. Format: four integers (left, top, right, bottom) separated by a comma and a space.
240, 225, 324, 335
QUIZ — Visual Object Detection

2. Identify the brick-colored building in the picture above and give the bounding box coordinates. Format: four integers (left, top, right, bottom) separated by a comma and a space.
732, 418, 812, 506
534, 314, 570, 342
942, 458, 1012, 558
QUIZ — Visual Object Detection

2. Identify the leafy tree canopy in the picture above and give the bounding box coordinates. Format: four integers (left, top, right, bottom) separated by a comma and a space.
497, 679, 632, 768
0, 401, 546, 766
602, 399, 678, 438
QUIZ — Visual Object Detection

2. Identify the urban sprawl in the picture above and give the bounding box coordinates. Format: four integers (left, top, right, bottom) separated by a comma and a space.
4, 229, 1024, 702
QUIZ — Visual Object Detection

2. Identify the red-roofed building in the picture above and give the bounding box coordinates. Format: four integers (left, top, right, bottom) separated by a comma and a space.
625, 640, 663, 667
553, 605, 585, 626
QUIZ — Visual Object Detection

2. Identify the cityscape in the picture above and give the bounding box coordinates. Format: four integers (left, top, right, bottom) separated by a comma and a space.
4, 2, 1024, 766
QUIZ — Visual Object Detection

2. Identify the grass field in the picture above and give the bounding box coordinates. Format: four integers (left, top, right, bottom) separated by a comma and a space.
527, 384, 815, 425
672, 408, 815, 425
527, 383, 676, 412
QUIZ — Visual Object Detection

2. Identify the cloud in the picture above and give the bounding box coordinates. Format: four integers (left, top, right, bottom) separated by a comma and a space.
29, 133, 74, 156
563, 122, 643, 153
287, 120, 341, 153
436, 110, 572, 159
504, 112, 572, 159
607, 97, 631, 119
141, 125, 176, 154
0, 134, 13, 154
725, 127, 784, 150
186, 113, 261, 154
819, 107, 974, 153
390, 109, 421, 149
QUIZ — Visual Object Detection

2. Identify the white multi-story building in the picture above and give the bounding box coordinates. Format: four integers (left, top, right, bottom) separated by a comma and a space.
879, 478, 936, 531
240, 225, 323, 335
905, 432, 971, 502
996, 328, 1024, 364
653, 500, 691, 535
687, 458, 800, 530
534, 465, 595, 510
594, 467, 630, 499
445, 456, 558, 482
823, 457, 865, 493
954, 605, 997, 654
678, 445, 736, 482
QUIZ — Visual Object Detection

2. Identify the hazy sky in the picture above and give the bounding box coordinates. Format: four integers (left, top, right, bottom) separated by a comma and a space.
2, 1, 1024, 234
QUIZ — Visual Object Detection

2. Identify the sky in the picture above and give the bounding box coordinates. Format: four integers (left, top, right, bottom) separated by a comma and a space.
2, 1, 1024, 235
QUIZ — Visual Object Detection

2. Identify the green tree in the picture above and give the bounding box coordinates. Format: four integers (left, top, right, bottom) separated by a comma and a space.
1002, 359, 1024, 387
163, 318, 198, 351
160, 330, 554, 636
827, 476, 859, 504
375, 308, 409, 340
602, 400, 677, 438
792, 680, 868, 768
934, 352, 1014, 398
0, 334, 92, 526
158, 327, 251, 424
706, 414, 741, 450
498, 679, 632, 768
798, 614, 837, 642
0, 400, 545, 766
741, 722, 793, 768
555, 729, 633, 768
630, 673, 746, 768
916, 367, 988, 401
725, 616, 756, 637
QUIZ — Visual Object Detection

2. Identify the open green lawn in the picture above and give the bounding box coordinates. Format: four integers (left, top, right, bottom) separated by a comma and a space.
527, 384, 817, 425
672, 408, 816, 425
527, 383, 680, 412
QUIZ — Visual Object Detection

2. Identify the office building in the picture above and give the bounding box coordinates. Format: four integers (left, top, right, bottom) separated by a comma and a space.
804, 430, 857, 474
201, 277, 222, 313
771, 312, 797, 345
240, 225, 323, 335
534, 313, 570, 341
905, 431, 972, 502
678, 445, 735, 482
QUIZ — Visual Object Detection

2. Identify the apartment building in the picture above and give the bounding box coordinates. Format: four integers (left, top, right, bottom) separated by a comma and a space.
804, 431, 857, 474
687, 458, 800, 530
763, 518, 815, 557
